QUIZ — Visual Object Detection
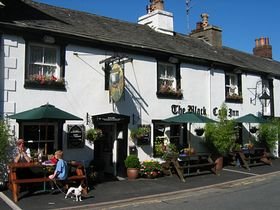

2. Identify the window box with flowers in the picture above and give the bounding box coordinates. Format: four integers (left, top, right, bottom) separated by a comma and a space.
225, 93, 243, 103
157, 84, 183, 99
24, 74, 66, 90
140, 160, 162, 178
86, 128, 103, 142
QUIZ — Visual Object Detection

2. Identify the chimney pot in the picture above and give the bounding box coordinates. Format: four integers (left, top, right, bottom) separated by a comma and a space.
201, 13, 209, 28
253, 37, 272, 59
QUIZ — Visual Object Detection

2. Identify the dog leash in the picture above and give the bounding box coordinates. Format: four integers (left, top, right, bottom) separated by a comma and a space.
51, 179, 67, 195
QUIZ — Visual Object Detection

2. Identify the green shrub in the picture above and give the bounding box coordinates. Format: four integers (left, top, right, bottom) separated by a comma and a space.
0, 121, 10, 162
124, 155, 140, 169
258, 118, 279, 152
204, 103, 237, 156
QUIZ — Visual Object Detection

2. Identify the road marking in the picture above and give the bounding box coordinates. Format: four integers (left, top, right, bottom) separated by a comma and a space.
223, 168, 259, 176
0, 192, 22, 210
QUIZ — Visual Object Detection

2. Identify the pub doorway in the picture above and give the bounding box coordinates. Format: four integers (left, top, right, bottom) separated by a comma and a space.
92, 113, 129, 178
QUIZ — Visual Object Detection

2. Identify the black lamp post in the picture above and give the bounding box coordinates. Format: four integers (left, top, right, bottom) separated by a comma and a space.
259, 91, 271, 116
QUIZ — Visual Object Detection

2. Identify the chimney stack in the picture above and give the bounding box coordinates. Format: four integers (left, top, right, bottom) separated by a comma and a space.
138, 0, 174, 36
189, 13, 222, 47
253, 37, 272, 59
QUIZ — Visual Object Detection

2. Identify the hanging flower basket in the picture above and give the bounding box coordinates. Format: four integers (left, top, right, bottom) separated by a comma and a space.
194, 128, 204, 136
86, 128, 103, 142
249, 126, 258, 134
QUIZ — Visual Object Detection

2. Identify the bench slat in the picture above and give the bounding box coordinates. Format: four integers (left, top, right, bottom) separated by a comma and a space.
12, 175, 85, 184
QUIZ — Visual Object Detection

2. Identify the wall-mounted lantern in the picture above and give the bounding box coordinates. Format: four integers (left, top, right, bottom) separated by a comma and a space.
259, 91, 270, 116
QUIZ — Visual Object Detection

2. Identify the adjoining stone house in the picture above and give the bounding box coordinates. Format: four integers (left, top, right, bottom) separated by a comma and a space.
1, 0, 279, 177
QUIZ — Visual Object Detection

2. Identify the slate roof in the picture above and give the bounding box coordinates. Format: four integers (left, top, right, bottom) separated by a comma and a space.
1, 0, 280, 76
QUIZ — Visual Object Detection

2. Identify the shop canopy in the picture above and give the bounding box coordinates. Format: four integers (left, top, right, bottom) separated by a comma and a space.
8, 103, 82, 121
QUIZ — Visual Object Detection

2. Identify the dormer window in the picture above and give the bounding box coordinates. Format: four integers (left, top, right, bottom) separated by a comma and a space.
225, 73, 242, 103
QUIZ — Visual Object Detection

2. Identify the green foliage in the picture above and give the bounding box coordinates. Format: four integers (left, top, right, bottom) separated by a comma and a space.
154, 136, 165, 157
86, 128, 103, 142
204, 103, 237, 156
0, 121, 10, 162
258, 118, 279, 152
124, 155, 140, 169
162, 143, 179, 160
130, 126, 150, 139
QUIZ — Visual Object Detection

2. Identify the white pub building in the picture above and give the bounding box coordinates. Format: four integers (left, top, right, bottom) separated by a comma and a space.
1, 0, 280, 177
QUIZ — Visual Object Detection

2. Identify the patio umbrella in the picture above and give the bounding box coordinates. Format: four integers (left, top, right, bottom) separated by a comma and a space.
234, 113, 267, 143
164, 112, 216, 148
8, 103, 82, 154
8, 103, 82, 121
234, 113, 267, 124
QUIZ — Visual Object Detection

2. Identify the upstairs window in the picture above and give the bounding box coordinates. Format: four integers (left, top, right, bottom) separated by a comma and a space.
225, 73, 242, 103
25, 43, 65, 90
157, 62, 182, 99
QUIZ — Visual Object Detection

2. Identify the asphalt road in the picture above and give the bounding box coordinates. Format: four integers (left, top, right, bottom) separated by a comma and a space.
104, 172, 280, 210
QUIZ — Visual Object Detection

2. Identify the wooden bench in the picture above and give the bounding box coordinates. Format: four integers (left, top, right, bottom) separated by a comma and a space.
234, 148, 272, 170
8, 161, 87, 202
163, 153, 217, 182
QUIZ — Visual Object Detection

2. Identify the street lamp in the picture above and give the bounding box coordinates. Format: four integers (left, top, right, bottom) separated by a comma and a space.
259, 91, 270, 116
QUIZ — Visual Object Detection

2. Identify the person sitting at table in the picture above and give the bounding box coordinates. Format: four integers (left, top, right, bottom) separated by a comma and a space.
49, 150, 68, 191
49, 150, 68, 180
13, 139, 31, 163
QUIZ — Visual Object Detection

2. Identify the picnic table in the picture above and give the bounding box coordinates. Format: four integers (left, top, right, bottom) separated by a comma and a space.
229, 147, 272, 170
162, 153, 217, 182
8, 161, 86, 202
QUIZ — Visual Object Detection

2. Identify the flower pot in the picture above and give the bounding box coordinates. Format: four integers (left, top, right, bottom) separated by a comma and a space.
127, 168, 139, 180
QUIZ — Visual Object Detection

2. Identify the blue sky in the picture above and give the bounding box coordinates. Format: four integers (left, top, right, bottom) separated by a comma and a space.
36, 0, 280, 61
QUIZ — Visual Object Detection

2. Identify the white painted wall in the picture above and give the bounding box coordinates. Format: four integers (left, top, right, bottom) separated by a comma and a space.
2, 33, 279, 163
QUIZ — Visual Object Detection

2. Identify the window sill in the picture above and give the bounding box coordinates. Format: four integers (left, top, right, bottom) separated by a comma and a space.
24, 81, 66, 91
225, 96, 243, 103
156, 91, 183, 99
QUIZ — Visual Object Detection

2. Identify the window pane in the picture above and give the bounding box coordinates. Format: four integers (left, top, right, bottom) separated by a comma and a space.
44, 47, 57, 64
30, 46, 43, 63
28, 64, 42, 77
42, 66, 56, 77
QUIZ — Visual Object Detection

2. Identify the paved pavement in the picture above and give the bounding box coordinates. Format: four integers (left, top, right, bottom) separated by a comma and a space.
1, 159, 280, 210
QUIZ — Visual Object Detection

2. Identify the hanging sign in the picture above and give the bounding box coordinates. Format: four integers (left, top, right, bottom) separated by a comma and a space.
109, 63, 124, 102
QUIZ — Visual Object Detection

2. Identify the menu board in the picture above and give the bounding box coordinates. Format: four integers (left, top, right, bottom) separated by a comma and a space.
67, 125, 85, 148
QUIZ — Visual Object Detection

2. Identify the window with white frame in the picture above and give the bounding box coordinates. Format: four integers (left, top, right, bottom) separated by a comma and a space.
25, 43, 64, 87
157, 62, 181, 97
225, 74, 238, 96
225, 73, 242, 101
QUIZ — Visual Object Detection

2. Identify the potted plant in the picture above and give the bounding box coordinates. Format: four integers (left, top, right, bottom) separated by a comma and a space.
140, 160, 162, 178
124, 155, 140, 180
86, 128, 103, 142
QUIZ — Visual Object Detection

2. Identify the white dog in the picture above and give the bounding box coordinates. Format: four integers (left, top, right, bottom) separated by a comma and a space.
65, 184, 87, 202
